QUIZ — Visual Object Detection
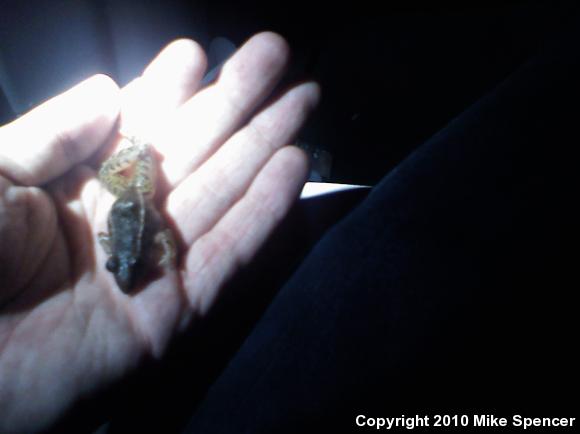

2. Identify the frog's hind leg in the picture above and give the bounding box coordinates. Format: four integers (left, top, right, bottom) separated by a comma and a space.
155, 229, 176, 269
99, 138, 155, 196
132, 146, 156, 198
98, 144, 144, 196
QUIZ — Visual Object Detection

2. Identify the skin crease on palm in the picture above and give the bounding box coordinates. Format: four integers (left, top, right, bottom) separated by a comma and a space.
0, 32, 320, 432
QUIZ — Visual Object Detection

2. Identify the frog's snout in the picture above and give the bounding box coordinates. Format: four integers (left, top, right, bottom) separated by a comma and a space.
110, 260, 137, 293
106, 256, 119, 273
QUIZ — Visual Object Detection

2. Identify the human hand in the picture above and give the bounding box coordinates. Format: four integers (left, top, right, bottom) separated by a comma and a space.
0, 32, 319, 432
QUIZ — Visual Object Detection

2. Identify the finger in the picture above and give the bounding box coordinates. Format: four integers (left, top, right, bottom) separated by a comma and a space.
120, 39, 207, 138
167, 81, 319, 246
183, 146, 308, 314
142, 38, 207, 101
156, 32, 290, 185
0, 75, 119, 186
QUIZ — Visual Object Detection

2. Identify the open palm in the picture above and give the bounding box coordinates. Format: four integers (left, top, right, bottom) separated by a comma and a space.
0, 33, 319, 432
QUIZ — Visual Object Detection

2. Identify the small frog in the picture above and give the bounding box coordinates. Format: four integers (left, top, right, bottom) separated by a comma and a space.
98, 136, 175, 292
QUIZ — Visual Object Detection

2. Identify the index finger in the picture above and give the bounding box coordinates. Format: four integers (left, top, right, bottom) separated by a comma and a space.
0, 74, 120, 186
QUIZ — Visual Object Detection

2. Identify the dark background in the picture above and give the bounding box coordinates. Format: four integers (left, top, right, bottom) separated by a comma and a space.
1, 0, 577, 184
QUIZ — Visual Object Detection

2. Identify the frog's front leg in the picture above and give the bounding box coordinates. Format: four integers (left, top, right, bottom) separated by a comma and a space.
155, 229, 176, 268
98, 232, 112, 255
98, 232, 121, 274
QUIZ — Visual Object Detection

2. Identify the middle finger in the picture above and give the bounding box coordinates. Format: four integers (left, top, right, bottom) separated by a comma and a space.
155, 32, 290, 186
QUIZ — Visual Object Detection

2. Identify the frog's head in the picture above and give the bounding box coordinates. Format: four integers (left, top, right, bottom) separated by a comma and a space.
106, 256, 137, 293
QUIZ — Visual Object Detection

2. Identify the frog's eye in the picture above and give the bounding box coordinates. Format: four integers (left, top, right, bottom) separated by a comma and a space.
106, 256, 119, 272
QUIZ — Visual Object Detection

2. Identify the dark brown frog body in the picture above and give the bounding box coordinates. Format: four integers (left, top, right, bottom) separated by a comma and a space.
104, 187, 164, 291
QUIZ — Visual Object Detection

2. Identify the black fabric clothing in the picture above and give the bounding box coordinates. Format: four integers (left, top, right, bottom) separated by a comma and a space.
179, 14, 578, 434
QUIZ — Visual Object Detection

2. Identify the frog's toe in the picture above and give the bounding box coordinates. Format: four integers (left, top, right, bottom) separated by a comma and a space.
98, 232, 112, 255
